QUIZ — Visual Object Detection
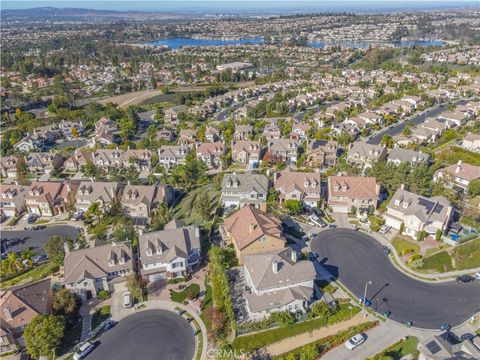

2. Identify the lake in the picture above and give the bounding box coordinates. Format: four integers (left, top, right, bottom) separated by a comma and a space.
147, 37, 445, 49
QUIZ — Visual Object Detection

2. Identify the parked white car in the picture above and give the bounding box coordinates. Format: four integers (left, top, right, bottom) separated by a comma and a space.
73, 342, 94, 360
474, 272, 480, 280
345, 333, 365, 350
123, 292, 132, 308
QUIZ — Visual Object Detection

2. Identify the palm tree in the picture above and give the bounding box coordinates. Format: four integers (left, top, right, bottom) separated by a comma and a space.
21, 248, 34, 268
6, 252, 22, 274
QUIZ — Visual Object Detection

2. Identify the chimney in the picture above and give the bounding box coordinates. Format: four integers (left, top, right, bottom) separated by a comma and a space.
3, 307, 12, 321
272, 260, 279, 274
456, 160, 462, 174
249, 223, 256, 233
291, 250, 298, 263
63, 242, 70, 255
400, 184, 405, 190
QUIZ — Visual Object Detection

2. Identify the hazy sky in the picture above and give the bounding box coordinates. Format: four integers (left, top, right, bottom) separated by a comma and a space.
2, 0, 477, 12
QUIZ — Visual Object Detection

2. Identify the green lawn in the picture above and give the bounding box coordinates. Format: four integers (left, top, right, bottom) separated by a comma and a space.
391, 237, 420, 256
91, 305, 111, 330
452, 237, 480, 270
316, 280, 338, 294
172, 185, 220, 225
435, 146, 480, 166
232, 304, 361, 353
370, 336, 419, 360
171, 284, 201, 303
1, 261, 59, 288
368, 215, 385, 231
417, 250, 453, 273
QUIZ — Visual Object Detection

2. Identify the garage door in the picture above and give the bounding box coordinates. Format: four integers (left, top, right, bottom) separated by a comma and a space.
331, 205, 348, 213
385, 216, 402, 230
149, 273, 167, 282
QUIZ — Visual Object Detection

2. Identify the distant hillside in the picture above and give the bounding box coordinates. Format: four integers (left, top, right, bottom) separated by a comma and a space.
0, 7, 184, 20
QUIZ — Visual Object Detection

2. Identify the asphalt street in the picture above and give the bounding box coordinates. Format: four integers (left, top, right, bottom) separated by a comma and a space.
310, 228, 480, 329
1, 225, 79, 256
366, 99, 470, 145
88, 309, 195, 360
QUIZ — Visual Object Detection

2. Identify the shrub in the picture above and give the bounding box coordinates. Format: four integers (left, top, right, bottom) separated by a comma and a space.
271, 311, 296, 327
97, 290, 109, 300
408, 253, 423, 263
435, 230, 442, 242
399, 223, 405, 234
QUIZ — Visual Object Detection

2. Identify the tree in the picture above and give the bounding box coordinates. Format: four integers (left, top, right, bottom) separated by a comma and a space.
85, 202, 101, 225
195, 191, 211, 222
271, 311, 296, 326
381, 134, 394, 149
151, 203, 172, 231
284, 199, 302, 214
468, 179, 480, 197
125, 274, 146, 303
309, 301, 331, 319
24, 314, 64, 359
44, 236, 66, 265
53, 288, 76, 317
5, 252, 22, 274
21, 248, 34, 268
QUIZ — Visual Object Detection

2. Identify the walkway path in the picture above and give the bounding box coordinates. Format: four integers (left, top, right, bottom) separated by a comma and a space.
111, 299, 208, 360
79, 304, 92, 341
266, 313, 367, 356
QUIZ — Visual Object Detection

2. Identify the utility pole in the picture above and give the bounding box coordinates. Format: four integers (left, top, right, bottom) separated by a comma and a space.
363, 280, 372, 306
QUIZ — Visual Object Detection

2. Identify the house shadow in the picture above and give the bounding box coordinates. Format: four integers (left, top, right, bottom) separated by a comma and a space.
318, 257, 339, 280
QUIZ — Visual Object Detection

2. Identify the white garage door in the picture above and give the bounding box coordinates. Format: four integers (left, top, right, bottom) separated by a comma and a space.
149, 273, 167, 282
331, 205, 348, 213
385, 216, 402, 230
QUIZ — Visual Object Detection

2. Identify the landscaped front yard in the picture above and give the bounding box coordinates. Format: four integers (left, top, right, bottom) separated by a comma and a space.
171, 283, 201, 303
370, 336, 419, 360
391, 237, 420, 256
92, 305, 111, 329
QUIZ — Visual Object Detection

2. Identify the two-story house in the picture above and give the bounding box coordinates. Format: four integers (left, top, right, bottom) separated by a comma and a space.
234, 124, 253, 141
384, 186, 453, 240
0, 184, 27, 218
138, 220, 201, 281
221, 173, 269, 211
92, 149, 124, 170
346, 142, 387, 170
433, 161, 480, 192
327, 176, 381, 213
196, 142, 225, 168
387, 147, 431, 166
306, 140, 339, 168
63, 242, 134, 300
75, 181, 121, 212
267, 139, 299, 165
25, 152, 64, 175
274, 168, 321, 208
121, 183, 173, 221
243, 248, 318, 320
223, 205, 286, 264
231, 140, 262, 166
0, 156, 19, 179
25, 181, 76, 217
158, 145, 190, 169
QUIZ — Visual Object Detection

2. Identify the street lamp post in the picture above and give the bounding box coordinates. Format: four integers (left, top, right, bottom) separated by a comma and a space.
363, 280, 372, 306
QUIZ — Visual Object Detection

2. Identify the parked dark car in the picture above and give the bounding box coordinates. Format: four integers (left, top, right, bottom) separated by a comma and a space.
440, 323, 451, 331
103, 320, 116, 331
382, 246, 391, 255
461, 333, 475, 341
32, 225, 46, 231
456, 275, 475, 284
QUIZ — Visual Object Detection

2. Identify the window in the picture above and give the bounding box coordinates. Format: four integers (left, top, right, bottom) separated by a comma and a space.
172, 261, 184, 269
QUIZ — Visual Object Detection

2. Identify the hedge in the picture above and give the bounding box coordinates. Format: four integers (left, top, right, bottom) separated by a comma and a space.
273, 321, 378, 360
232, 303, 360, 353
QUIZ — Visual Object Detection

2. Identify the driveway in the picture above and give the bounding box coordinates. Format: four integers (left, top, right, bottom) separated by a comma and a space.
110, 290, 126, 318
332, 212, 350, 227
88, 309, 195, 360
1, 225, 80, 256
311, 229, 480, 329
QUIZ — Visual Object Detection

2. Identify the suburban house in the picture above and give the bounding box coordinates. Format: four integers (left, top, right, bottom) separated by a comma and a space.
178, 129, 197, 146
384, 186, 453, 240
433, 161, 480, 192
274, 167, 321, 208
64, 149, 93, 172
243, 248, 318, 320
63, 241, 134, 300
205, 127, 220, 142
306, 140, 339, 168
347, 142, 387, 169
387, 148, 431, 166
25, 152, 64, 175
95, 117, 118, 134
158, 145, 190, 168
0, 279, 52, 352
221, 173, 269, 211
92, 149, 124, 170
0, 184, 27, 218
234, 124, 253, 140
231, 140, 262, 165
223, 205, 286, 264
327, 176, 381, 213
461, 133, 480, 153
138, 220, 201, 282
121, 183, 173, 221
75, 181, 122, 212
25, 181, 76, 217
196, 142, 225, 168
123, 149, 153, 172
267, 139, 299, 165
0, 156, 19, 179
263, 124, 282, 139
13, 134, 42, 153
